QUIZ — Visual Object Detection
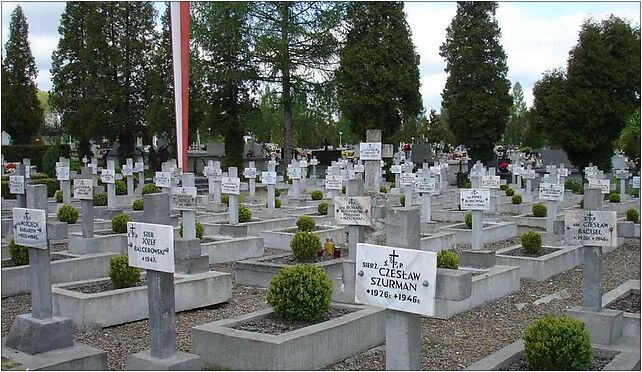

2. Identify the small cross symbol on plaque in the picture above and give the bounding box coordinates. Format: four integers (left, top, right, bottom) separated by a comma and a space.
128, 224, 136, 237
586, 211, 594, 218
24, 210, 30, 220
389, 250, 400, 269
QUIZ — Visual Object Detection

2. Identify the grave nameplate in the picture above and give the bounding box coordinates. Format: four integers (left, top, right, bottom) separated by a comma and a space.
400, 172, 416, 186
73, 179, 93, 200
564, 211, 617, 247
481, 175, 500, 189
359, 142, 382, 160
243, 168, 257, 179
289, 167, 302, 180
382, 144, 393, 158
325, 175, 342, 190
127, 222, 175, 273
310, 158, 319, 166
12, 207, 47, 249
522, 169, 537, 179
221, 177, 240, 195
355, 243, 436, 316
354, 164, 365, 173
615, 169, 630, 179
391, 165, 402, 174
101, 169, 115, 184
134, 162, 144, 173
91, 164, 98, 175
154, 172, 172, 188
414, 177, 435, 193
9, 175, 25, 194
205, 166, 222, 181
469, 169, 484, 179
299, 160, 308, 168
460, 189, 490, 211
539, 182, 564, 201
559, 168, 569, 177
633, 176, 640, 189
171, 187, 197, 210
56, 166, 70, 181
334, 196, 372, 226
261, 171, 277, 185
122, 165, 133, 176
588, 178, 610, 194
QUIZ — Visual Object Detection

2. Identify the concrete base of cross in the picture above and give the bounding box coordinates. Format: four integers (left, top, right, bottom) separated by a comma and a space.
5, 314, 73, 355
125, 350, 201, 370
2, 337, 107, 370
566, 307, 625, 345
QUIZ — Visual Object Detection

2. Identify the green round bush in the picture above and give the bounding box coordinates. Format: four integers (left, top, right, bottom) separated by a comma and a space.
296, 216, 316, 232
437, 250, 459, 269
626, 208, 639, 223
290, 231, 321, 261
133, 198, 144, 211
609, 192, 620, 203
57, 204, 79, 224
111, 213, 132, 234
1, 181, 16, 199
238, 204, 252, 223
221, 194, 229, 206
109, 255, 140, 289
179, 221, 204, 239
93, 192, 107, 206
532, 203, 547, 217
521, 231, 542, 255
8, 239, 29, 266
380, 185, 388, 193
505, 188, 515, 196
275, 199, 281, 208
311, 190, 323, 200
115, 180, 127, 195
30, 172, 49, 180
464, 212, 472, 229
141, 183, 160, 195
400, 195, 406, 206
287, 178, 293, 185
500, 184, 508, 191
341, 186, 346, 194
275, 188, 282, 197
267, 264, 332, 321
512, 194, 523, 204
318, 202, 328, 215
55, 189, 63, 203
524, 315, 592, 370
565, 179, 584, 194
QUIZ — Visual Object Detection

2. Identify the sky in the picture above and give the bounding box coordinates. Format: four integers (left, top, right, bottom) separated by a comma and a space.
1, 1, 640, 114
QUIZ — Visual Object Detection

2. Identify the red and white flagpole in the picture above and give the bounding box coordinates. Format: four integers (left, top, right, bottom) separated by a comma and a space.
170, 2, 190, 171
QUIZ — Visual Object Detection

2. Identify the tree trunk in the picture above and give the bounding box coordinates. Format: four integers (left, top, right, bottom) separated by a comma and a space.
280, 3, 292, 167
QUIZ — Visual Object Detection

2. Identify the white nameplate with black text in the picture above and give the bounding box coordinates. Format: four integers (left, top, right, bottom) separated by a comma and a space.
221, 177, 240, 195
334, 196, 372, 226
73, 179, 93, 200
460, 188, 491, 210
127, 222, 175, 273
564, 210, 617, 247
13, 207, 47, 249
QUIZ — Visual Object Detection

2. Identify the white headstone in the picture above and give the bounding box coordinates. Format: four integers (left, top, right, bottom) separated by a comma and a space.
171, 186, 197, 210
359, 142, 382, 160
539, 182, 564, 201
154, 171, 172, 188
221, 176, 240, 195
101, 168, 116, 184
9, 175, 25, 194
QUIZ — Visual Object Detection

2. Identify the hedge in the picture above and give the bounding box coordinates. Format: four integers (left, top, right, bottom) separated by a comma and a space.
1, 144, 70, 175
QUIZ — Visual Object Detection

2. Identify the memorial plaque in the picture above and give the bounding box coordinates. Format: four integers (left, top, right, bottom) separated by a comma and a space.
221, 177, 240, 195
522, 169, 537, 179
299, 160, 308, 168
615, 169, 630, 179
9, 175, 24, 194
12, 207, 47, 249
134, 162, 144, 173
325, 175, 342, 190
154, 171, 172, 188
100, 169, 115, 184
359, 142, 382, 160
400, 172, 416, 186
127, 222, 175, 273
381, 144, 393, 158
559, 168, 569, 177
56, 166, 70, 181
310, 158, 319, 166
334, 196, 372, 226
481, 175, 500, 189
391, 165, 402, 174
460, 188, 490, 210
205, 166, 222, 181
171, 186, 197, 210
539, 182, 564, 201
91, 163, 98, 175
289, 167, 302, 180
354, 164, 365, 173
632, 176, 640, 189
73, 179, 93, 200
469, 169, 484, 179
588, 178, 610, 194
262, 171, 277, 185
243, 168, 257, 179
565, 210, 617, 247
122, 165, 133, 176
414, 177, 435, 193
355, 243, 436, 316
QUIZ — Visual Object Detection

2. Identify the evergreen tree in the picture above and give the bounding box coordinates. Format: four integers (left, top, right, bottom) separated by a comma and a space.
503, 82, 527, 145
1, 5, 43, 144
336, 2, 422, 142
439, 1, 512, 162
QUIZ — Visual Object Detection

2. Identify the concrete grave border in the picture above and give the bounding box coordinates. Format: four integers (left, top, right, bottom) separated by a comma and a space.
261, 226, 346, 250
603, 280, 640, 340
495, 244, 583, 281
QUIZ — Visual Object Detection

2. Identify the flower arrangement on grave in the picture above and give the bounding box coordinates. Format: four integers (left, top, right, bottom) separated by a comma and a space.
115, 180, 127, 195
608, 192, 620, 203
521, 231, 542, 255
109, 254, 141, 289
380, 185, 388, 193
296, 216, 316, 232
267, 264, 332, 321
141, 183, 160, 195
238, 204, 252, 223
311, 190, 323, 200
93, 192, 108, 206
291, 231, 321, 261
54, 189, 63, 203
111, 213, 132, 234
498, 162, 509, 173
532, 203, 547, 217
523, 315, 592, 370
133, 198, 143, 211
57, 204, 79, 224
464, 212, 472, 229
318, 202, 328, 215
505, 188, 515, 196
437, 250, 459, 269
8, 239, 29, 266
511, 194, 523, 204
179, 221, 204, 239
626, 208, 639, 222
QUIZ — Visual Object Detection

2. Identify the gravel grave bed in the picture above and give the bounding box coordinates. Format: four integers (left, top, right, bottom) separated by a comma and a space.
2, 239, 639, 371
605, 292, 641, 313
500, 354, 614, 371
63, 278, 147, 294
499, 247, 559, 258
1, 253, 74, 268
261, 253, 341, 265
230, 307, 357, 335
94, 230, 121, 236
453, 236, 522, 253
281, 226, 328, 233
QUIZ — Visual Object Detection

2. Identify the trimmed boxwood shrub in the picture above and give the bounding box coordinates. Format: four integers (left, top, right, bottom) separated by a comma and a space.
221, 194, 229, 206
296, 216, 316, 232
275, 199, 281, 208
565, 179, 584, 194
93, 192, 108, 206
179, 221, 204, 239
341, 186, 346, 194
437, 250, 459, 269
511, 194, 523, 204
310, 190, 323, 200
464, 212, 472, 229
55, 189, 63, 203
505, 188, 515, 196
267, 264, 332, 321
532, 203, 547, 217
626, 208, 639, 223
290, 231, 321, 261
1, 181, 16, 199
111, 213, 132, 234
141, 183, 160, 195
109, 255, 140, 289
275, 188, 282, 197
318, 202, 328, 215
500, 184, 508, 191
523, 315, 592, 370
8, 239, 29, 266
133, 198, 144, 211
238, 204, 252, 223
57, 204, 79, 224
115, 180, 127, 195
521, 231, 542, 255
30, 172, 49, 180
380, 185, 388, 193
608, 192, 620, 203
